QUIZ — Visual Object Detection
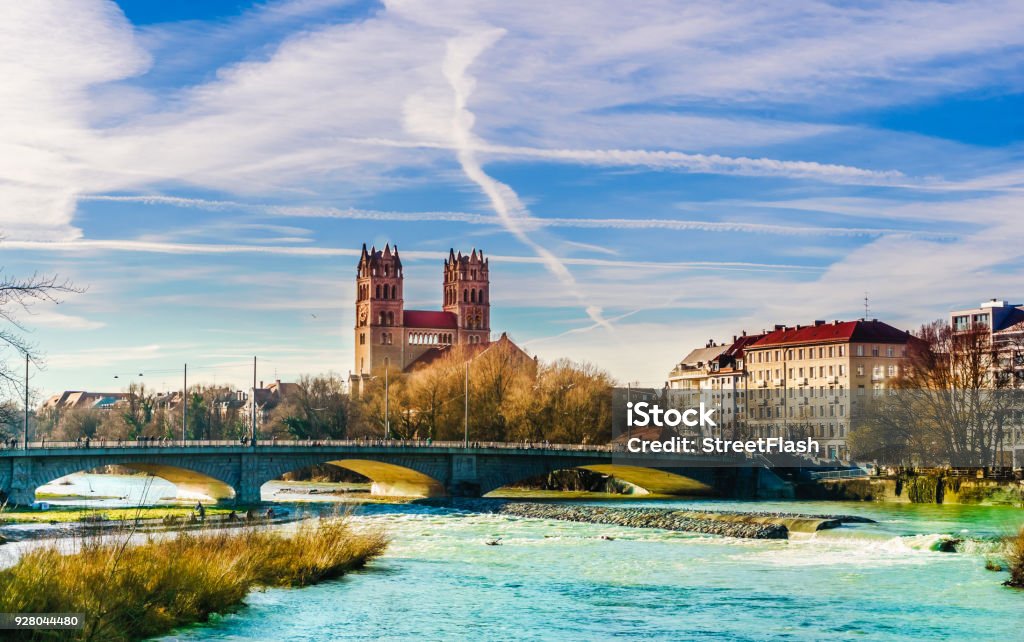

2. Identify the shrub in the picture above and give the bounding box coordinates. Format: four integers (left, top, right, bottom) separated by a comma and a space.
1006, 526, 1024, 588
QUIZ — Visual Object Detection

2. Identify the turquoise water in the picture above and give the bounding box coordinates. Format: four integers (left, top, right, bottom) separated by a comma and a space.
22, 475, 1024, 640
149, 498, 1024, 641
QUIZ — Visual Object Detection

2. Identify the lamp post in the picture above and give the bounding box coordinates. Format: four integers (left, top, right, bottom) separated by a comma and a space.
463, 361, 469, 447
384, 366, 390, 440
23, 354, 29, 450
251, 356, 257, 447
182, 363, 187, 442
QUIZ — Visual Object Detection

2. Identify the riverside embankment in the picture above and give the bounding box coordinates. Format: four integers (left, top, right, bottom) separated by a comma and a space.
803, 474, 1024, 506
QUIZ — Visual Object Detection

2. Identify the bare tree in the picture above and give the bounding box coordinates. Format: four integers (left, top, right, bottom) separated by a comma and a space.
0, 267, 83, 392
853, 320, 1019, 467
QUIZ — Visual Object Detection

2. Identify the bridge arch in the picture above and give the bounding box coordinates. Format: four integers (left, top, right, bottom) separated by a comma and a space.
258, 455, 449, 498
23, 456, 236, 504
329, 459, 445, 497
480, 462, 717, 497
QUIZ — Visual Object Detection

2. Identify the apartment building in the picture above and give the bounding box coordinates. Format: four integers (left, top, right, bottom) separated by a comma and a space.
950, 299, 1024, 465
742, 319, 913, 461
666, 332, 764, 438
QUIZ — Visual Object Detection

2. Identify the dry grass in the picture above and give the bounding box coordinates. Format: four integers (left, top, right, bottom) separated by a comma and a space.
0, 516, 388, 641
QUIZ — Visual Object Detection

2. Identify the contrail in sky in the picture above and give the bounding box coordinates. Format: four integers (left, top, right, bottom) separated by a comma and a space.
440, 29, 613, 331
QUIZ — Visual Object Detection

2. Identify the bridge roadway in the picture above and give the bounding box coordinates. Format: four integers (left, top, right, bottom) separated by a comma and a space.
0, 439, 767, 506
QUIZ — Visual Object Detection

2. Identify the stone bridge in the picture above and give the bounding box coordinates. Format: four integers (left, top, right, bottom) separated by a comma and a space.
0, 441, 776, 506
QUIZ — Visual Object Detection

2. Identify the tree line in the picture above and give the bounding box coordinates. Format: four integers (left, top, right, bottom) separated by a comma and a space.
25, 343, 614, 445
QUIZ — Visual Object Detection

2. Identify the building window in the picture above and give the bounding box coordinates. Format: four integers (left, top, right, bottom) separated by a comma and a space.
839, 365, 845, 376
856, 345, 864, 357
857, 365, 864, 376
954, 315, 970, 331
359, 333, 365, 345
886, 346, 894, 357
828, 346, 834, 358
872, 346, 880, 357
839, 346, 845, 357
888, 365, 897, 377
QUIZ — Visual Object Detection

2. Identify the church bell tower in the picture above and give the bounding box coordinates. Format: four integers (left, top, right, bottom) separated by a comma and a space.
443, 248, 490, 345
354, 243, 404, 377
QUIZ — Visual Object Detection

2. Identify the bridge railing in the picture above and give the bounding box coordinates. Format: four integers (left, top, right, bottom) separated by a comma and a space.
808, 467, 871, 480
0, 438, 619, 452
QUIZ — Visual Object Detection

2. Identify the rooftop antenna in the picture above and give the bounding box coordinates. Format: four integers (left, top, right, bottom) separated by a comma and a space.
864, 292, 871, 319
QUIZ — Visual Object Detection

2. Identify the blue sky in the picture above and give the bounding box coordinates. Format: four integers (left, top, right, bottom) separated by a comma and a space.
3, 0, 1024, 400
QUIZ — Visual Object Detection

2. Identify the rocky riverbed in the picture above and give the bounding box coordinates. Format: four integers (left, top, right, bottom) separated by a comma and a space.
433, 499, 876, 539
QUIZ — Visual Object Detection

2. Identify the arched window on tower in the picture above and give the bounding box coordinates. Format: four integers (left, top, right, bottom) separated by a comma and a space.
479, 290, 485, 304
391, 284, 397, 299
463, 289, 468, 302
471, 289, 476, 303
375, 284, 381, 299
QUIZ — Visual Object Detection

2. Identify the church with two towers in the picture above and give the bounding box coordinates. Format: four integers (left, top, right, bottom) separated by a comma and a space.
350, 243, 497, 390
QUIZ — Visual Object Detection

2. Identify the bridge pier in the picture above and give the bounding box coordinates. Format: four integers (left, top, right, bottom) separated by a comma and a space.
235, 453, 262, 505
1, 457, 37, 506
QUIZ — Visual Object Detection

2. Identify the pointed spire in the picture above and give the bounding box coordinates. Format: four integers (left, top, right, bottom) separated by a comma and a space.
383, 243, 391, 258
471, 248, 478, 262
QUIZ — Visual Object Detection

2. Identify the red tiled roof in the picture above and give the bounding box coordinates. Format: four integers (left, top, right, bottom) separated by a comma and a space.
725, 333, 766, 358
749, 320, 911, 348
403, 310, 458, 329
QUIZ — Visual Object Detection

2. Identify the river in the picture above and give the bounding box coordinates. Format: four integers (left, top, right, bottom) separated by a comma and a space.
15, 475, 1024, 640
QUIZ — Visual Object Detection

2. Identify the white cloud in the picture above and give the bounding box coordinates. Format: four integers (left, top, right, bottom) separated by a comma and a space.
24, 310, 106, 331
